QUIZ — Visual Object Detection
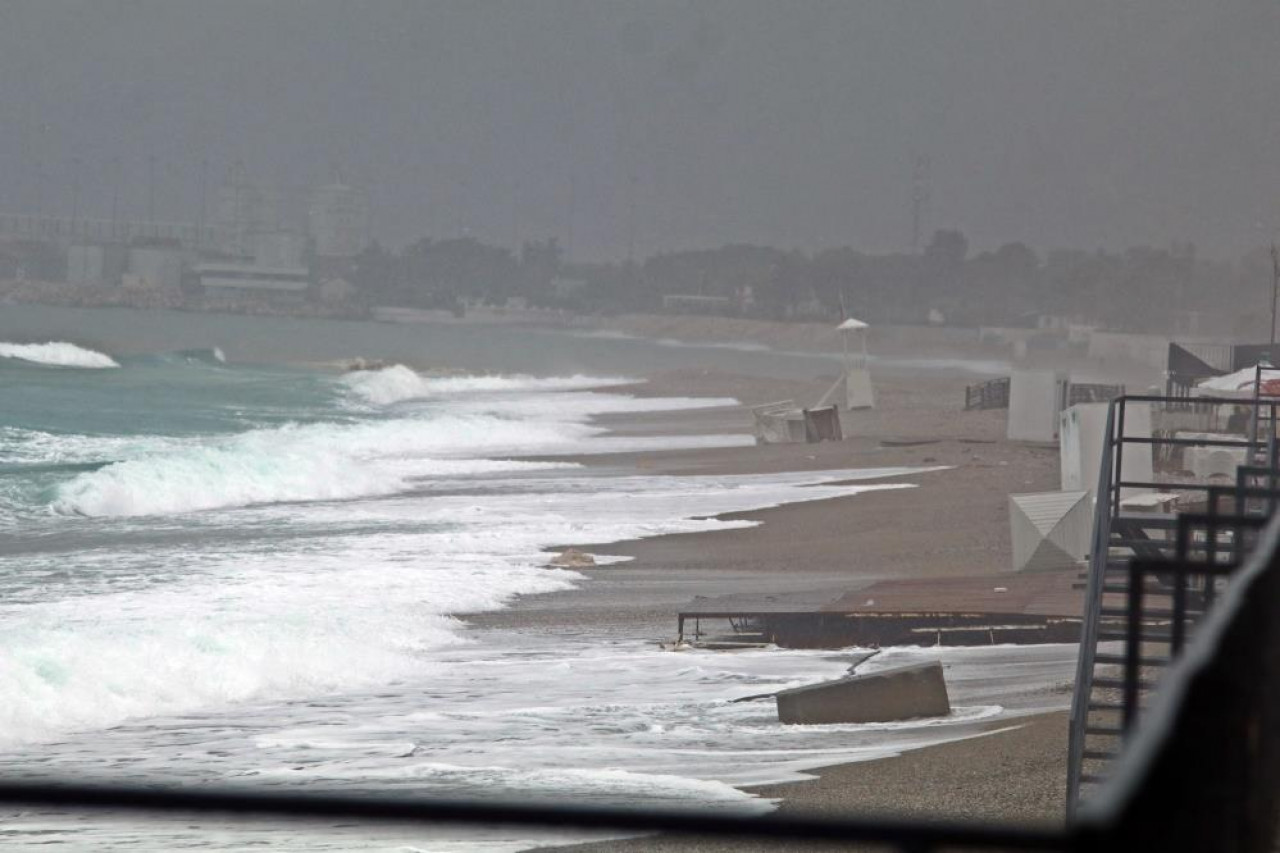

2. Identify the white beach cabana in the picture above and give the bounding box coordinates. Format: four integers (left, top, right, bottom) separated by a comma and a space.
1007, 370, 1061, 442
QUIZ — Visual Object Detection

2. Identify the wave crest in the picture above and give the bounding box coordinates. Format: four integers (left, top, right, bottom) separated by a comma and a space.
0, 341, 119, 369
341, 365, 634, 406
51, 415, 587, 517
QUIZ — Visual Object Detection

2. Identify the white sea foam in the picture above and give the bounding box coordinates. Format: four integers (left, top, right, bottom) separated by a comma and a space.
0, 541, 580, 746
341, 365, 636, 406
14, 467, 933, 746
50, 415, 587, 517
655, 336, 774, 353
0, 341, 119, 368
51, 380, 742, 517
246, 760, 772, 814
0, 427, 183, 468
568, 329, 775, 353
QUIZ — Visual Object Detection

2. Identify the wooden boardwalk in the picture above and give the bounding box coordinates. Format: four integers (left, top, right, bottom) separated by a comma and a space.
676, 569, 1121, 648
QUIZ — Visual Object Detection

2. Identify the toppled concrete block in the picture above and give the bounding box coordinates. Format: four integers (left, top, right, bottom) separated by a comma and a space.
775, 661, 950, 725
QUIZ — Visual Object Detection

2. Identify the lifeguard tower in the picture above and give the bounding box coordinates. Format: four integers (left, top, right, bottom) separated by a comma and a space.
817, 316, 875, 411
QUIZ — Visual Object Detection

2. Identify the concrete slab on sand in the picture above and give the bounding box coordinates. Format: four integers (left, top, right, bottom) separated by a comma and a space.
776, 661, 951, 725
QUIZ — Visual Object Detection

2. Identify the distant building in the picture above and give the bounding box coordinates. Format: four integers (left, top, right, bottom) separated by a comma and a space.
214, 182, 289, 257
316, 277, 356, 304
551, 276, 588, 299
0, 212, 213, 251
250, 232, 306, 269
308, 182, 370, 259
67, 244, 128, 287
661, 293, 734, 314
195, 261, 310, 301
126, 246, 184, 290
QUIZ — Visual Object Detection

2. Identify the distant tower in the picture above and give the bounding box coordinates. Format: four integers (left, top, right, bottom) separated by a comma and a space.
910, 155, 932, 253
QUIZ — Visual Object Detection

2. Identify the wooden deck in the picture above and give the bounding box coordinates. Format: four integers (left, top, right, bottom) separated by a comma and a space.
677, 570, 1128, 648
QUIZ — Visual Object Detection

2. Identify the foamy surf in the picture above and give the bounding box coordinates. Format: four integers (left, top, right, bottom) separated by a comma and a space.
49, 416, 585, 517
0, 341, 119, 368
50, 379, 740, 517
340, 364, 636, 406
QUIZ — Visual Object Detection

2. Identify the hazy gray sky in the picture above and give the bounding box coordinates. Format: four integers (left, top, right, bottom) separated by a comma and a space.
2, 1, 1278, 260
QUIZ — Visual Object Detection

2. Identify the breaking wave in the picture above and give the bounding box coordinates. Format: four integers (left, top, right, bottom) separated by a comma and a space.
51, 414, 587, 517
0, 542, 578, 746
341, 364, 635, 406
0, 341, 119, 369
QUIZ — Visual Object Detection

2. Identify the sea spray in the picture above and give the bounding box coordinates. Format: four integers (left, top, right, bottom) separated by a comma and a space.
0, 341, 119, 369
16, 464, 927, 745
0, 541, 580, 746
50, 376, 739, 517
340, 364, 636, 406
51, 415, 587, 517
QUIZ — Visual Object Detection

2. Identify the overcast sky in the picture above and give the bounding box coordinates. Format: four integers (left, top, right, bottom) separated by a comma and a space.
2, 1, 1279, 260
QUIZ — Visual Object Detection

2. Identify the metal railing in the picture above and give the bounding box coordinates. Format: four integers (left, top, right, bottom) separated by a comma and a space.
965, 376, 1011, 410
1077, 502, 1280, 852
1067, 394, 1280, 815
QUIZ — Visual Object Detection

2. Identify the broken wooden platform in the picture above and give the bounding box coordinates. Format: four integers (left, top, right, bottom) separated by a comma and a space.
677, 570, 1126, 648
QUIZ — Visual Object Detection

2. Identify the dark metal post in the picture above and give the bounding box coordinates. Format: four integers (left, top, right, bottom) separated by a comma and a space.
1114, 400, 1127, 519
1172, 559, 1187, 655
1123, 562, 1144, 732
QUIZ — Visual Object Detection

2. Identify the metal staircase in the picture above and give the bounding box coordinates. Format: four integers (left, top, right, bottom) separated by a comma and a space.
1066, 394, 1280, 816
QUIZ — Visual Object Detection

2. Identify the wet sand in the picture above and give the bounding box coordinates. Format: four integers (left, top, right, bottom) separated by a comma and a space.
542, 711, 1068, 853
466, 364, 1075, 846
475, 368, 1060, 633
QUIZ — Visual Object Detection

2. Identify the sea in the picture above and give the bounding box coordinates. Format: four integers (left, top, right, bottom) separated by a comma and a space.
0, 305, 1068, 851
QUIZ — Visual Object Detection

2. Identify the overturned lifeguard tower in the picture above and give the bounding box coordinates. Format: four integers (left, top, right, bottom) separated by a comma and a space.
753, 317, 868, 445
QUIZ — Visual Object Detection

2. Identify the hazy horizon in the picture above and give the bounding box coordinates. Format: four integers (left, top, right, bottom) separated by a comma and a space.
2, 1, 1279, 261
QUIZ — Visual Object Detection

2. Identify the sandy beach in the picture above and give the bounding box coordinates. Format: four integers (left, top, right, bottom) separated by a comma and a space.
465, 362, 1077, 847
544, 711, 1069, 853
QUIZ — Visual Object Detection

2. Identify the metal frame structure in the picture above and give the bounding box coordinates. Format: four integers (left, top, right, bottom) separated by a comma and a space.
1066, 392, 1280, 815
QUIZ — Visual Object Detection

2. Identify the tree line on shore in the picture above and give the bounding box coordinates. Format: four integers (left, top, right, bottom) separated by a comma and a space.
349, 230, 1273, 335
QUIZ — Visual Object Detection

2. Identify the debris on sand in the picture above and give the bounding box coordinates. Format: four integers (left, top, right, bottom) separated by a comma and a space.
548, 548, 597, 569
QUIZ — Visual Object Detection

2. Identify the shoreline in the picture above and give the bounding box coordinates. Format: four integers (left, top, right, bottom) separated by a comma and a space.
464, 365, 1074, 843
537, 710, 1068, 853
0, 291, 1024, 372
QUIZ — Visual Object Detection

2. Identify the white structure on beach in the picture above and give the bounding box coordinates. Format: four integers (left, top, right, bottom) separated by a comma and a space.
818, 316, 875, 411
1009, 490, 1092, 573
1007, 370, 1061, 442
1059, 402, 1153, 500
